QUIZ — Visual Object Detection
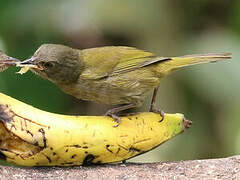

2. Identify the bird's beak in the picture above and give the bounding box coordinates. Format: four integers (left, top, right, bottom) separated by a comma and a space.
18, 57, 38, 68
20, 57, 36, 65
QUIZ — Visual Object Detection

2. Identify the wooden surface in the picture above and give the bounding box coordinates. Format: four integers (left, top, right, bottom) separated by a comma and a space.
0, 155, 239, 180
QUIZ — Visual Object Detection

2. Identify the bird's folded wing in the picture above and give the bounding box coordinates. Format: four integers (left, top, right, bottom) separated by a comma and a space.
80, 46, 168, 79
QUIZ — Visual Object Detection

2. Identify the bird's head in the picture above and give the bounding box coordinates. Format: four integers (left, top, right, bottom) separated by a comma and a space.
20, 44, 83, 84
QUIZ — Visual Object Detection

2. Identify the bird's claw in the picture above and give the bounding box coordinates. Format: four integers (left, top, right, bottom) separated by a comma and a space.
150, 106, 165, 122
105, 110, 121, 127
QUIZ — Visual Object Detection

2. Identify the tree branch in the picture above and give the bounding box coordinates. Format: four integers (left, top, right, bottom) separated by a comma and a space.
0, 155, 239, 179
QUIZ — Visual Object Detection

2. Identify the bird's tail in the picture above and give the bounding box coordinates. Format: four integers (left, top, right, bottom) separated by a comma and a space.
156, 53, 231, 74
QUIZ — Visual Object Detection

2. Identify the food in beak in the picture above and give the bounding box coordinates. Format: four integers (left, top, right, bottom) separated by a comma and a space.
16, 66, 31, 75
15, 57, 39, 74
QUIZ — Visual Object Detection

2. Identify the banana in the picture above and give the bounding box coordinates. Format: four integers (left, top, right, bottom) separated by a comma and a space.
0, 93, 191, 166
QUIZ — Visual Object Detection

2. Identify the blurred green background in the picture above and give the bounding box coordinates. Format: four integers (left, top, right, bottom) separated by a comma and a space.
0, 0, 239, 164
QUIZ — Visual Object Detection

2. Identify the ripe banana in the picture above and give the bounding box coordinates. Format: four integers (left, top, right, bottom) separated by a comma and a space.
0, 93, 191, 166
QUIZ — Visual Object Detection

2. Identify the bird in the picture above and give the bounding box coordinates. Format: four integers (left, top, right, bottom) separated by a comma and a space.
18, 44, 231, 126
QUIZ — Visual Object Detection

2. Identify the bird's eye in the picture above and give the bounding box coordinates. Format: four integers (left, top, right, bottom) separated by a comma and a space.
39, 62, 54, 69
44, 62, 54, 68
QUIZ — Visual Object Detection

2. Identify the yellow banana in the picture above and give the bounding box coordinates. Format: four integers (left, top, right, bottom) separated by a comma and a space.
0, 93, 191, 166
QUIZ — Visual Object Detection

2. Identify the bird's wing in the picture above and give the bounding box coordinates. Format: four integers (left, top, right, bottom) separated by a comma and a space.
80, 46, 169, 79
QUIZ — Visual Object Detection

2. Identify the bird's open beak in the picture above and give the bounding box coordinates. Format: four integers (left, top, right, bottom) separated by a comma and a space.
18, 57, 38, 68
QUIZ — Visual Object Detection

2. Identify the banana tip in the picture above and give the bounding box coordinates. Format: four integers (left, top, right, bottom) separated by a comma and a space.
182, 116, 192, 129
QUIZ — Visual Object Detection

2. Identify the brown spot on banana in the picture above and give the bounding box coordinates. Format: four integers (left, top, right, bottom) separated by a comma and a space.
64, 130, 69, 134
0, 151, 6, 160
71, 154, 77, 159
43, 154, 52, 163
26, 130, 34, 137
106, 144, 113, 153
38, 128, 47, 148
66, 145, 82, 148
129, 147, 141, 153
118, 144, 128, 151
82, 154, 96, 166
61, 162, 74, 166
116, 147, 121, 155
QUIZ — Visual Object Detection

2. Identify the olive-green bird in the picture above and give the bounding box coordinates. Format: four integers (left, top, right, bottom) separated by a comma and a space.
19, 44, 231, 126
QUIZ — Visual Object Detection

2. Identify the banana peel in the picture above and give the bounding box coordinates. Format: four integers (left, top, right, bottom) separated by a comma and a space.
0, 93, 191, 166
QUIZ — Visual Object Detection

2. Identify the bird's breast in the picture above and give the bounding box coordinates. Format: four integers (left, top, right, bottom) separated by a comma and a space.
59, 69, 161, 105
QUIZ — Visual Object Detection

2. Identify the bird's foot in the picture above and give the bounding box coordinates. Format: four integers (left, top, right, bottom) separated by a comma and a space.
105, 110, 121, 127
149, 105, 165, 122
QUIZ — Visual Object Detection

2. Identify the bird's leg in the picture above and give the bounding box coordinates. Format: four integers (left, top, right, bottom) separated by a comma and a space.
105, 103, 137, 127
149, 86, 164, 122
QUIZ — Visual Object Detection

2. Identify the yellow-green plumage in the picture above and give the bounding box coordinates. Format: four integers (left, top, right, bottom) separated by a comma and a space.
21, 44, 231, 108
